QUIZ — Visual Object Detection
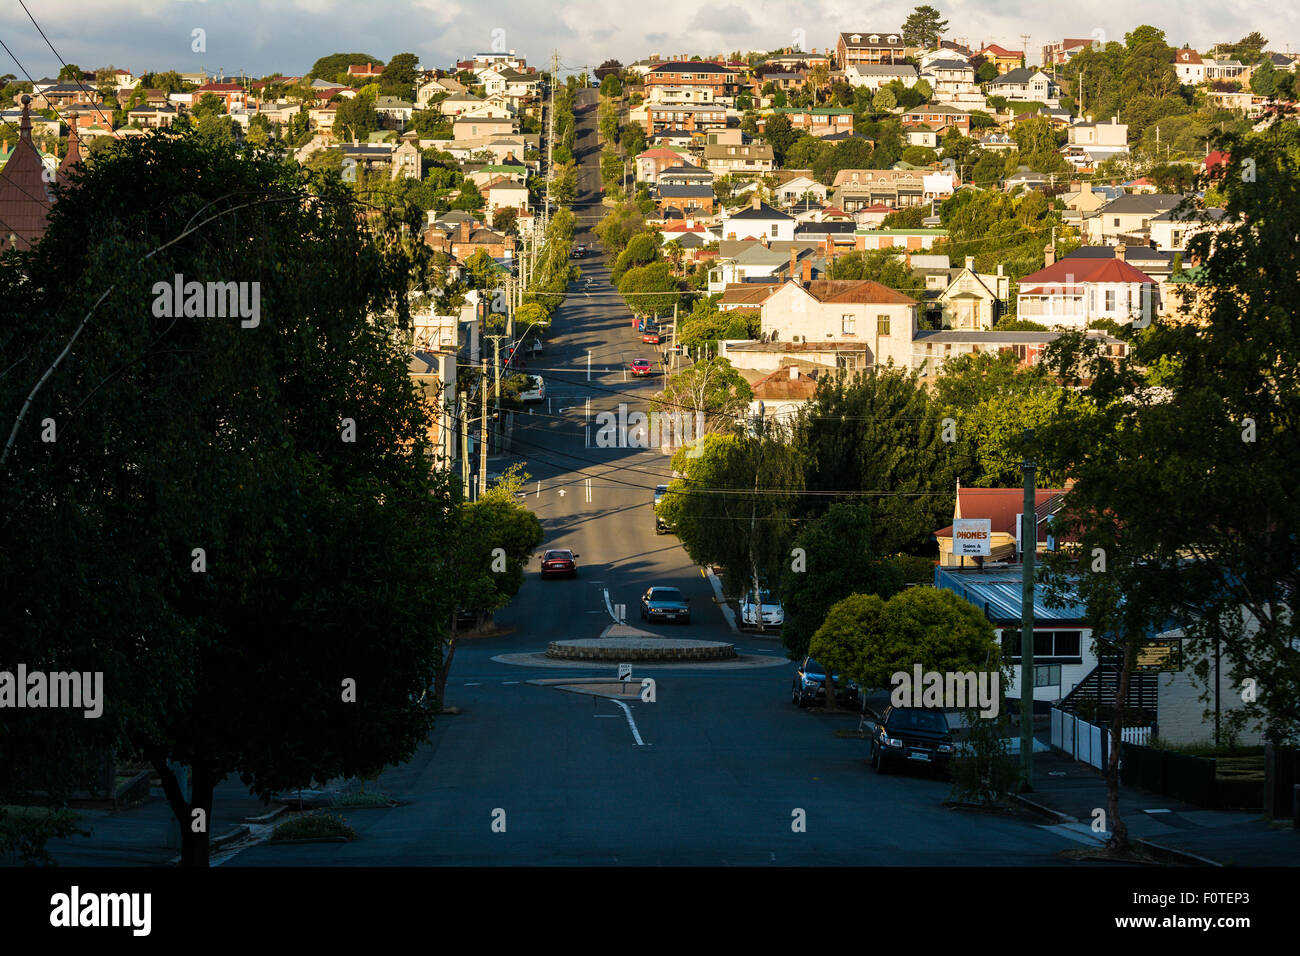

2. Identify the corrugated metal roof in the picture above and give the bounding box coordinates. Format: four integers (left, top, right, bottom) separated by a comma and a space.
935, 566, 1089, 624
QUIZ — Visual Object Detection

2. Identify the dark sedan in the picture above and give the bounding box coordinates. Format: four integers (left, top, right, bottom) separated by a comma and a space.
640, 586, 690, 624
539, 548, 579, 578
791, 657, 859, 708
868, 706, 955, 775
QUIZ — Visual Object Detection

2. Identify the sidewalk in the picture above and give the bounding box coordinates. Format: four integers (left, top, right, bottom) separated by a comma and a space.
1020, 746, 1300, 866
29, 775, 318, 866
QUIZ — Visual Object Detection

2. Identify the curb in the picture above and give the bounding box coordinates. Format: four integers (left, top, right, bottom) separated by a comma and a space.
211, 824, 250, 849
244, 806, 287, 825
1135, 838, 1224, 868
1010, 793, 1076, 825
702, 567, 738, 633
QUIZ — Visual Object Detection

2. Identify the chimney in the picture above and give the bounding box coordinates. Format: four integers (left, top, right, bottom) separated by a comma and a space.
789, 365, 799, 380
752, 194, 762, 210
1044, 241, 1056, 267
789, 247, 798, 278
1115, 243, 1127, 262
459, 220, 470, 243
801, 258, 812, 283
965, 255, 975, 271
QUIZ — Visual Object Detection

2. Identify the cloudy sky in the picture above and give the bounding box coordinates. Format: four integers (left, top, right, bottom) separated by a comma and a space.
1, 0, 1298, 80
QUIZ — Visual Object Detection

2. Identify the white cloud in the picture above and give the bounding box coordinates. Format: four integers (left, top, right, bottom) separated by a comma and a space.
0, 0, 1295, 78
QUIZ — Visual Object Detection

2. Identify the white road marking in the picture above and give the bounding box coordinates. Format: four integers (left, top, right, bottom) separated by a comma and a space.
1143, 808, 1172, 814
602, 587, 617, 621
1039, 823, 1108, 845
609, 697, 645, 746
502, 681, 520, 685
464, 682, 481, 686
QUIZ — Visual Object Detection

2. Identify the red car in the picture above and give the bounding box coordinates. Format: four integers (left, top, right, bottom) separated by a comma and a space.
540, 548, 579, 578
629, 359, 653, 376
641, 331, 660, 344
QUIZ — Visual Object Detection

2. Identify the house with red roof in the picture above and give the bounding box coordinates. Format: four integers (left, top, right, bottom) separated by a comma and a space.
347, 62, 385, 79
933, 484, 1069, 567
635, 147, 689, 184
1175, 48, 1206, 84
1016, 250, 1158, 327
977, 44, 1023, 74
760, 267, 919, 369
194, 81, 248, 111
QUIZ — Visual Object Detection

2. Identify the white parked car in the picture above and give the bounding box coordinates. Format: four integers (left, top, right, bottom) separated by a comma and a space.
740, 589, 784, 629
520, 374, 545, 403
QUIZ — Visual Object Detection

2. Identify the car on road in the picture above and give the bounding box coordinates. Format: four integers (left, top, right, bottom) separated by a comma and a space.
641, 331, 661, 344
520, 375, 545, 403
539, 548, 579, 578
629, 359, 653, 376
867, 706, 955, 775
571, 244, 587, 258
792, 657, 860, 708
653, 484, 669, 508
740, 588, 784, 629
640, 586, 690, 624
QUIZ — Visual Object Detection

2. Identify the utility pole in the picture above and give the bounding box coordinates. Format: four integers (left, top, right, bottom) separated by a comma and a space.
671, 302, 679, 370
479, 358, 489, 498
1019, 428, 1037, 791
459, 393, 470, 499
750, 401, 765, 634
545, 48, 558, 221
488, 333, 504, 453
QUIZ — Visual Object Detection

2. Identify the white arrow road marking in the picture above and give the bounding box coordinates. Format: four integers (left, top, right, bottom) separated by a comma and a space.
602, 587, 617, 621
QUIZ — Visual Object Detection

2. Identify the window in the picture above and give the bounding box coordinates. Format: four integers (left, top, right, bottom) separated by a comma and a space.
841, 314, 855, 334
1113, 217, 1120, 227
877, 314, 891, 336
1001, 629, 1083, 661
770, 225, 778, 236
1105, 289, 1116, 311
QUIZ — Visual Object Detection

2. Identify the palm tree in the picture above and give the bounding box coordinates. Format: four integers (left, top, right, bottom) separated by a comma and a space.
808, 63, 830, 105
664, 238, 684, 274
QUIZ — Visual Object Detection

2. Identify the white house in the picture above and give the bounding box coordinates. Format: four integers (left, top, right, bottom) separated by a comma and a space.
985, 68, 1060, 107
843, 64, 919, 90
759, 270, 918, 370
1016, 251, 1158, 328
720, 196, 795, 242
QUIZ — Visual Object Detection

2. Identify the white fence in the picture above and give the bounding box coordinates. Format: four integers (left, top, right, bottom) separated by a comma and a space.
1050, 707, 1153, 770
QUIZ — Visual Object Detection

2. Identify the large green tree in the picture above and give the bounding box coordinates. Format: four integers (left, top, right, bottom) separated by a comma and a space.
0, 131, 454, 866
794, 369, 960, 555
902, 5, 950, 48
660, 433, 803, 599
779, 501, 906, 662
1039, 120, 1300, 751
811, 588, 1000, 703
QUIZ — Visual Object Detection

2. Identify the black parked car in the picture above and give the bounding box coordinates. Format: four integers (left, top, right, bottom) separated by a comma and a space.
791, 657, 859, 708
868, 706, 955, 775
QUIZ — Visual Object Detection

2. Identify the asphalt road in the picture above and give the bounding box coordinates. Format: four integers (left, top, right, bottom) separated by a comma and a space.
225, 87, 1089, 867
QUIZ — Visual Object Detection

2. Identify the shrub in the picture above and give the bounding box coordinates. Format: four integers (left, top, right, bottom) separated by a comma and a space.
271, 812, 357, 842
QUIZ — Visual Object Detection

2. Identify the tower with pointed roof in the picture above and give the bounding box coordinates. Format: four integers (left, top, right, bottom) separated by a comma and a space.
0, 95, 55, 251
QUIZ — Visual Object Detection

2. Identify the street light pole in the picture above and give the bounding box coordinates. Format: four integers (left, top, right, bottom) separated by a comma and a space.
1019, 428, 1037, 791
